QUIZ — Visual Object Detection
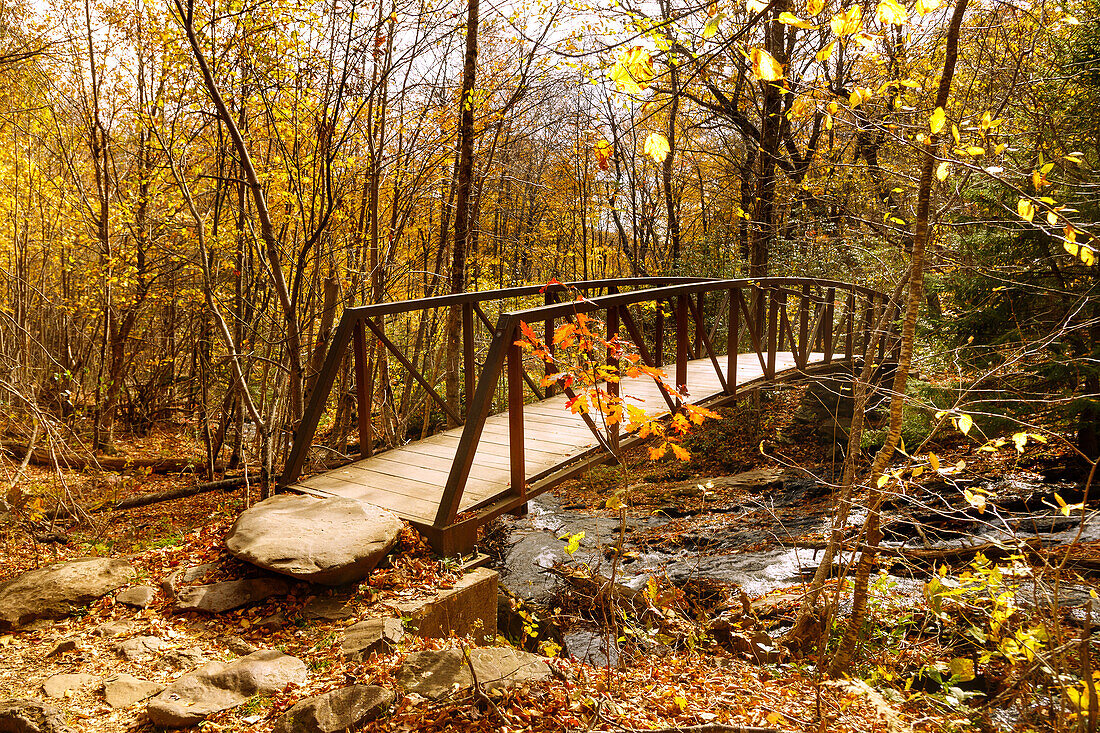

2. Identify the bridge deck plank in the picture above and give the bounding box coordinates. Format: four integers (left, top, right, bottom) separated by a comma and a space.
292, 352, 818, 524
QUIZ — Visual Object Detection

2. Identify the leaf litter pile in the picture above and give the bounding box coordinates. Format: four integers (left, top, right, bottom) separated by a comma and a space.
1, 399, 1092, 733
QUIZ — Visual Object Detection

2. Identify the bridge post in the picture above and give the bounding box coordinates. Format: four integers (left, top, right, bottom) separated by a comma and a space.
766, 290, 778, 379
798, 283, 810, 369
507, 324, 526, 500
607, 305, 619, 451
727, 287, 739, 395
544, 290, 556, 397
353, 319, 372, 457
462, 303, 474, 417
675, 295, 688, 395
845, 291, 855, 363
824, 287, 835, 363
655, 302, 664, 368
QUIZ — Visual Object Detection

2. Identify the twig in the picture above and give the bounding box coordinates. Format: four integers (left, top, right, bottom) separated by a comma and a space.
461, 645, 506, 723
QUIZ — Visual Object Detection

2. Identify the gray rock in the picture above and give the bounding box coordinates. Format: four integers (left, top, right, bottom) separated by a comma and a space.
397, 647, 550, 700
115, 586, 156, 609
272, 685, 394, 733
0, 699, 67, 733
161, 563, 219, 598
114, 636, 168, 662
340, 617, 403, 661
103, 674, 164, 708
159, 647, 208, 671
174, 577, 288, 614
563, 630, 619, 668
41, 674, 98, 699
302, 592, 356, 621
146, 649, 308, 728
225, 494, 402, 586
93, 621, 131, 638
224, 637, 259, 656
43, 638, 77, 658
255, 610, 287, 630
0, 558, 136, 629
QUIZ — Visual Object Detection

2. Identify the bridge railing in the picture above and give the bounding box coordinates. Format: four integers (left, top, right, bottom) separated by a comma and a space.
431, 277, 899, 535
281, 277, 709, 488
281, 276, 898, 554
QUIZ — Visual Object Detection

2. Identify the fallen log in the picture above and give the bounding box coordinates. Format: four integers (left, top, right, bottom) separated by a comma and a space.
778, 537, 1042, 567
47, 475, 248, 520
1, 440, 224, 474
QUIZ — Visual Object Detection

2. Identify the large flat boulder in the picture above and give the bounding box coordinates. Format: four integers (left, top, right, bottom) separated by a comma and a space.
0, 558, 135, 629
146, 650, 307, 728
272, 685, 393, 733
396, 647, 550, 700
225, 494, 402, 586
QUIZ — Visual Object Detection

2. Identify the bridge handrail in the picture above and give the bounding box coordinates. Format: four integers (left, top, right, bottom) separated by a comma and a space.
282, 277, 715, 488
283, 276, 901, 539
437, 276, 897, 528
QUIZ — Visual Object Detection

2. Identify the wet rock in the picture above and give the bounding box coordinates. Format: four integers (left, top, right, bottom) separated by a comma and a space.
272, 685, 393, 733
340, 617, 403, 661
174, 577, 289, 614
388, 568, 497, 642
562, 630, 618, 668
225, 494, 402, 586
0, 699, 68, 733
146, 649, 308, 728
397, 647, 550, 700
103, 674, 163, 708
43, 638, 77, 658
114, 636, 168, 663
0, 558, 136, 629
41, 674, 98, 699
115, 586, 156, 609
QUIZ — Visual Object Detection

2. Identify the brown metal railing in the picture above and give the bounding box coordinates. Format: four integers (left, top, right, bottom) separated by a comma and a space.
280, 277, 898, 554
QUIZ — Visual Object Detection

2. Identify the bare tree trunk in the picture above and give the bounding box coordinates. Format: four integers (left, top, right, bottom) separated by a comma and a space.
445, 0, 478, 426
173, 0, 304, 441
827, 0, 969, 675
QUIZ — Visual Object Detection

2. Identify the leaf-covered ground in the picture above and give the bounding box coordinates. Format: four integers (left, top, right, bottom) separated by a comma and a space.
0, 385, 1091, 732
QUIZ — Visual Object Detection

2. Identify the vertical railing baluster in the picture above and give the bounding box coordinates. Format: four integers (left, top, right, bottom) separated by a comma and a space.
676, 295, 688, 395
607, 305, 619, 451
507, 324, 526, 499
824, 287, 835, 364
845, 291, 855, 362
462, 303, 474, 419
727, 287, 739, 395
655, 301, 664, 368
544, 289, 556, 397
766, 289, 779, 379
353, 319, 372, 457
799, 283, 810, 368
694, 292, 705, 357
862, 294, 874, 356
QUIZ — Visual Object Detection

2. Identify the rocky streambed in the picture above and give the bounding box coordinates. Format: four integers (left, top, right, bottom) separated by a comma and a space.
491, 462, 1100, 662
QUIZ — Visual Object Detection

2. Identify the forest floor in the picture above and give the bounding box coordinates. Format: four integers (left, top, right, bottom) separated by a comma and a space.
0, 384, 1093, 732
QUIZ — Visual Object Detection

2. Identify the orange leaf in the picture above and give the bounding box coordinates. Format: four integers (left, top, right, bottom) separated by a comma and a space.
669, 442, 691, 461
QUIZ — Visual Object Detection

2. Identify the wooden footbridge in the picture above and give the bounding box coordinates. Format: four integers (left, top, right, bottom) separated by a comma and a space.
279, 277, 899, 556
